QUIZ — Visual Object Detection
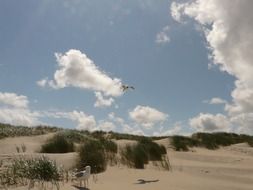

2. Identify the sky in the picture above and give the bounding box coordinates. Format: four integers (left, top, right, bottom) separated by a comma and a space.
0, 0, 252, 136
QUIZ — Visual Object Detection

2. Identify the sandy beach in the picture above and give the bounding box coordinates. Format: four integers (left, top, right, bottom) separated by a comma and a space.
0, 134, 253, 190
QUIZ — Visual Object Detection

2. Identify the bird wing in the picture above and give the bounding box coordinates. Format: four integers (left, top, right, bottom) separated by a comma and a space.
75, 172, 84, 178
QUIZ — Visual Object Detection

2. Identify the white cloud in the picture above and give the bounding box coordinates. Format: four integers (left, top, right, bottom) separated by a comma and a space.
129, 105, 168, 129
0, 108, 41, 126
189, 113, 230, 132
108, 112, 145, 135
37, 78, 48, 87
131, 129, 145, 136
94, 92, 114, 108
70, 111, 96, 131
45, 110, 96, 131
108, 112, 125, 125
0, 92, 28, 108
203, 97, 227, 105
230, 113, 253, 134
159, 122, 182, 136
156, 26, 170, 44
38, 49, 123, 97
97, 121, 116, 132
225, 81, 253, 115
171, 2, 187, 22
171, 0, 253, 133
0, 92, 42, 126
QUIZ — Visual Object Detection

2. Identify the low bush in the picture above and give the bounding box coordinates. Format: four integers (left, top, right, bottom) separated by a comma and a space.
40, 134, 74, 153
171, 136, 199, 151
78, 140, 106, 174
58, 130, 89, 143
138, 138, 167, 161
159, 145, 167, 154
120, 144, 148, 169
99, 138, 117, 153
171, 132, 253, 151
0, 156, 61, 189
0, 123, 61, 140
120, 140, 168, 169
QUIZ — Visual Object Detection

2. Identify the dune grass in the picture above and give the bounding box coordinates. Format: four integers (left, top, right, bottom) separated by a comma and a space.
120, 138, 168, 169
0, 156, 62, 189
171, 132, 253, 151
77, 139, 107, 174
77, 137, 118, 172
40, 133, 74, 153
0, 123, 60, 139
171, 136, 199, 151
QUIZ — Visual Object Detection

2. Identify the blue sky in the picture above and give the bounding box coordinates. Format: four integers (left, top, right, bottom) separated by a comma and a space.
1, 0, 252, 135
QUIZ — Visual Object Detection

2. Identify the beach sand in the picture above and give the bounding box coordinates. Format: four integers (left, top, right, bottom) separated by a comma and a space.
1, 134, 253, 190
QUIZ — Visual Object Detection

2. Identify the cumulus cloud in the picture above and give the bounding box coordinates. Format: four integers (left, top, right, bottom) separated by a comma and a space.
108, 112, 145, 135
0, 108, 41, 126
45, 110, 96, 131
156, 26, 170, 44
129, 105, 168, 129
97, 121, 116, 132
171, 0, 253, 133
159, 122, 182, 136
0, 92, 28, 108
189, 113, 230, 132
230, 113, 253, 134
203, 97, 227, 105
38, 49, 123, 97
0, 92, 41, 126
171, 2, 186, 22
108, 112, 125, 125
37, 78, 48, 87
94, 92, 114, 108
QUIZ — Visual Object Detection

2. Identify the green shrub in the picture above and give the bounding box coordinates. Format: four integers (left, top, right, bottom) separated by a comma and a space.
99, 138, 117, 153
138, 138, 164, 161
120, 140, 167, 169
58, 130, 89, 143
0, 156, 61, 189
132, 144, 149, 169
91, 131, 107, 139
41, 134, 74, 153
120, 144, 148, 169
193, 132, 246, 149
171, 136, 198, 151
78, 140, 106, 174
159, 145, 167, 155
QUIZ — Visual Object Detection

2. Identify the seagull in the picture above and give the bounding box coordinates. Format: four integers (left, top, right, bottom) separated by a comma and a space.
73, 166, 91, 188
121, 85, 135, 92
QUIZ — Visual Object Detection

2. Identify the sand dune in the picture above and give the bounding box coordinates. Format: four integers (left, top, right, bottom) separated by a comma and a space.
1, 134, 253, 190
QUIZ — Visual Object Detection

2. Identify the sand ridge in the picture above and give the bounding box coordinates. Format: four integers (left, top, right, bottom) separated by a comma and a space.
1, 134, 253, 190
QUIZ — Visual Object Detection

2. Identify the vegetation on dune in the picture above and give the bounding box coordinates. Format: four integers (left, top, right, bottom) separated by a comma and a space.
77, 137, 118, 173
0, 123, 60, 139
40, 134, 74, 153
99, 138, 118, 153
58, 130, 92, 143
0, 156, 62, 189
2, 122, 253, 173
171, 136, 199, 151
77, 139, 107, 174
120, 144, 148, 169
137, 138, 167, 161
171, 132, 253, 151
120, 138, 169, 169
106, 131, 166, 141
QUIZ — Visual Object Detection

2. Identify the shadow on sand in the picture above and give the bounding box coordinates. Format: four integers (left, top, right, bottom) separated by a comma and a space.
135, 179, 159, 184
72, 185, 90, 190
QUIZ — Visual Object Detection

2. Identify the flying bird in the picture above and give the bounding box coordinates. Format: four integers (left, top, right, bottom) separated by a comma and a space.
121, 85, 135, 92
